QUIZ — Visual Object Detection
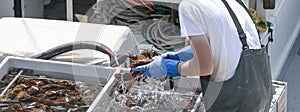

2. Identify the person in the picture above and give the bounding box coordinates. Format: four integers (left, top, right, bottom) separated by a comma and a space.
132, 0, 272, 112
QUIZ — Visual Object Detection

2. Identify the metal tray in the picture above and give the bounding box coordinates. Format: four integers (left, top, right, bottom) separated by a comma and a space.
0, 56, 122, 111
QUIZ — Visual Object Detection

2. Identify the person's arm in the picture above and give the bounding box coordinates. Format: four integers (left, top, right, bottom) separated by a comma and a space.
178, 35, 213, 76
162, 46, 193, 61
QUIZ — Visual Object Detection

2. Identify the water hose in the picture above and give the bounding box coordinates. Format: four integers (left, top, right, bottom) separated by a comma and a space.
91, 0, 154, 32
32, 41, 120, 67
142, 16, 186, 52
92, 1, 186, 52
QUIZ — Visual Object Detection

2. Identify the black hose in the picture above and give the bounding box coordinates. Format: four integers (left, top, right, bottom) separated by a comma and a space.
32, 41, 118, 66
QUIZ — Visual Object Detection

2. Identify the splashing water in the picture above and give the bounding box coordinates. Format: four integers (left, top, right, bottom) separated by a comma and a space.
100, 77, 203, 112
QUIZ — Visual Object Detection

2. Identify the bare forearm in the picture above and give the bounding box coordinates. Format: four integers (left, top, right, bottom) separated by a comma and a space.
178, 58, 200, 76
178, 35, 213, 76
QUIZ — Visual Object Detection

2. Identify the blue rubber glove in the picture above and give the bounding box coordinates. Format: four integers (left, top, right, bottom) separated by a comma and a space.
160, 58, 181, 77
162, 46, 193, 62
132, 57, 181, 78
131, 56, 166, 78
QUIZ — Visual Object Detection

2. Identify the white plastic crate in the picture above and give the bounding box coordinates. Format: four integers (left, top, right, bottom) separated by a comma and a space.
0, 56, 125, 111
270, 81, 287, 112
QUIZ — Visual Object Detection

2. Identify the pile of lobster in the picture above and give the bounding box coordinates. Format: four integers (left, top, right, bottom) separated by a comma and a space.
0, 72, 103, 112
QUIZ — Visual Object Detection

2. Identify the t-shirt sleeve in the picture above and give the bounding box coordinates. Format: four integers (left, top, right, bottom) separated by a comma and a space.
179, 1, 206, 37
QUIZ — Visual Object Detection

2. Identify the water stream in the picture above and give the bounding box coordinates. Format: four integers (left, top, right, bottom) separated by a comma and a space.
100, 77, 204, 112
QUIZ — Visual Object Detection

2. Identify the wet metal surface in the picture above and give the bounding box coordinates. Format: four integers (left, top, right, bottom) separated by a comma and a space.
279, 33, 300, 112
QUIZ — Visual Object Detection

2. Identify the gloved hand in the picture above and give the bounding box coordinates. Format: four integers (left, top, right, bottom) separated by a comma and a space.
160, 59, 181, 77
132, 56, 181, 78
162, 46, 193, 62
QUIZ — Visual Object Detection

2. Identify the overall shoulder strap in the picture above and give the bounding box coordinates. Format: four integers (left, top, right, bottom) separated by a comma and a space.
221, 0, 249, 50
235, 0, 255, 23
236, 0, 265, 42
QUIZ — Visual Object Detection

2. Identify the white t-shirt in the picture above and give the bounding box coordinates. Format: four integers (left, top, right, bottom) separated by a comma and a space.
179, 0, 261, 81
